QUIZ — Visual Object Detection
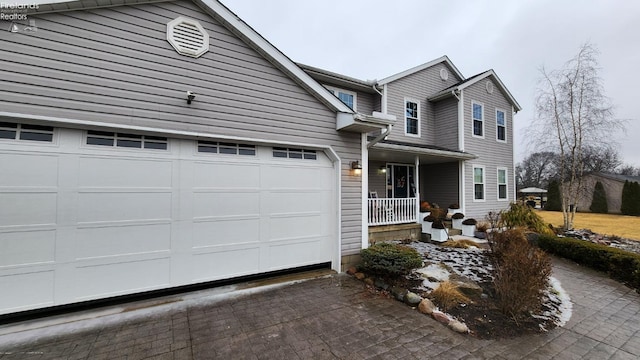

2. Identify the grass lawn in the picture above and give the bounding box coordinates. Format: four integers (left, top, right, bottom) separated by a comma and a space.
535, 210, 640, 241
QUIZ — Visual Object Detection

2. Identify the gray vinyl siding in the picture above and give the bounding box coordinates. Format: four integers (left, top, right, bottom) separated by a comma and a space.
384, 64, 461, 145
434, 97, 459, 150
356, 92, 376, 116
462, 79, 515, 218
420, 162, 459, 208
0, 0, 363, 255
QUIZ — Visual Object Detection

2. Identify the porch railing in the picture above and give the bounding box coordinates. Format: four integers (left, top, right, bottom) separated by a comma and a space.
368, 197, 417, 226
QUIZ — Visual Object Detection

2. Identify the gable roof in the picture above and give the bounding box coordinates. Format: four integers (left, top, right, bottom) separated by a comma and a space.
377, 55, 464, 86
31, 0, 355, 115
592, 173, 640, 183
428, 69, 522, 112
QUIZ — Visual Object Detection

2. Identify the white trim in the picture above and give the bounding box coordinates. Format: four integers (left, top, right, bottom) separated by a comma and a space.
454, 70, 522, 111
459, 161, 465, 213
512, 105, 517, 201
414, 155, 420, 223
361, 133, 368, 250
458, 90, 464, 151
325, 86, 357, 111
472, 165, 486, 202
495, 108, 507, 143
471, 101, 485, 139
404, 97, 421, 137
497, 167, 508, 201
378, 56, 464, 85
382, 84, 388, 114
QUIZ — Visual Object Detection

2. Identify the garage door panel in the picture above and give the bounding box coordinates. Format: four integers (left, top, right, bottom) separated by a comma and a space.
267, 239, 327, 270
269, 214, 324, 241
193, 218, 259, 248
73, 257, 171, 300
262, 166, 329, 189
0, 153, 59, 187
75, 224, 171, 259
76, 192, 172, 223
193, 162, 260, 188
192, 247, 260, 281
78, 157, 173, 188
0, 270, 54, 312
0, 230, 56, 267
0, 193, 57, 227
265, 191, 330, 214
192, 191, 259, 218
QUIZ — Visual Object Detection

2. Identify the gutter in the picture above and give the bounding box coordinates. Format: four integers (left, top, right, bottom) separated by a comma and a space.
367, 124, 392, 149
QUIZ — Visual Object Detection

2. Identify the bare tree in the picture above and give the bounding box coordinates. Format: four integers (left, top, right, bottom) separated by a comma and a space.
516, 151, 557, 189
529, 43, 624, 230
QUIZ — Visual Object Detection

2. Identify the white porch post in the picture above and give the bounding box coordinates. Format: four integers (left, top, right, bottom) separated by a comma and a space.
459, 160, 466, 214
361, 132, 369, 250
415, 155, 420, 223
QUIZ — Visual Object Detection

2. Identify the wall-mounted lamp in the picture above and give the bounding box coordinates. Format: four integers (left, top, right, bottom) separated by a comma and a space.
351, 160, 362, 175
186, 91, 196, 104
378, 166, 387, 174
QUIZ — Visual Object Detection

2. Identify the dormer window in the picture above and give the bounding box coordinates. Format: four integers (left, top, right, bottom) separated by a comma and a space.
326, 86, 356, 110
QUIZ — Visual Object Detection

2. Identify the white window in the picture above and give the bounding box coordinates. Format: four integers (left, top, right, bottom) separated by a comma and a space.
473, 165, 485, 201
405, 98, 420, 136
496, 109, 506, 142
273, 147, 317, 160
497, 167, 508, 201
86, 131, 168, 150
198, 141, 256, 156
0, 122, 54, 142
472, 101, 484, 138
326, 87, 357, 111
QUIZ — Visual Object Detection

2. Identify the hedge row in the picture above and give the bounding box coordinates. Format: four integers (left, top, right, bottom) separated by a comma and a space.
537, 235, 640, 291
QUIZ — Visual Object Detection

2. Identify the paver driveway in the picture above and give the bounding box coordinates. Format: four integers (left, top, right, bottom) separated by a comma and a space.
0, 257, 639, 359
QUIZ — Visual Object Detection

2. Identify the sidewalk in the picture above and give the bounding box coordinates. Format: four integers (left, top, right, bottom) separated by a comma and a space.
0, 257, 639, 359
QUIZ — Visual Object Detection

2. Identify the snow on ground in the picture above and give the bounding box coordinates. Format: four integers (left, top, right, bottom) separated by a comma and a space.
404, 241, 573, 328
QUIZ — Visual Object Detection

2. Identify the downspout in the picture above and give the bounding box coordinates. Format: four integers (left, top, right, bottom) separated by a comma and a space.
367, 124, 392, 148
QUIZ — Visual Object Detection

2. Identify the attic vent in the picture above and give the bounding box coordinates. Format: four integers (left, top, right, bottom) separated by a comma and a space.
486, 81, 494, 94
166, 16, 210, 58
440, 68, 449, 81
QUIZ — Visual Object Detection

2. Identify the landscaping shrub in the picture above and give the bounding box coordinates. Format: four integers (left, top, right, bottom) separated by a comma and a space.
488, 229, 552, 319
442, 239, 478, 249
358, 242, 423, 277
589, 181, 608, 214
537, 235, 640, 290
429, 281, 470, 311
500, 203, 553, 235
545, 180, 561, 211
428, 207, 446, 219
621, 181, 640, 216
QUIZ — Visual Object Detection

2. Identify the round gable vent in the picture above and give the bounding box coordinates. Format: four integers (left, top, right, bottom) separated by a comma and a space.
486, 81, 494, 94
440, 68, 449, 81
167, 16, 210, 58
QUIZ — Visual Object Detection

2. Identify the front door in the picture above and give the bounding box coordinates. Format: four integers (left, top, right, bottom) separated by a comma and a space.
387, 164, 416, 198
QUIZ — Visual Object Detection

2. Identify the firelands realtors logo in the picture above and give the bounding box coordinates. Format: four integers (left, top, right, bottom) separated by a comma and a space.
1, 2, 38, 21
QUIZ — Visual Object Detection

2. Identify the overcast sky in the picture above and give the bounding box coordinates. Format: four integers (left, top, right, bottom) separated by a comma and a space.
221, 0, 640, 166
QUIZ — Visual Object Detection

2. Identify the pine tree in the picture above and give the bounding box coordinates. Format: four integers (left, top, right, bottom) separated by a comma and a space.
545, 180, 561, 211
589, 181, 608, 213
621, 180, 631, 215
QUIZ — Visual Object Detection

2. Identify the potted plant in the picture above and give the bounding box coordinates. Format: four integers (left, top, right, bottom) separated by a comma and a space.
461, 218, 477, 237
451, 212, 465, 229
422, 215, 436, 234
419, 201, 431, 229
447, 203, 462, 215
430, 219, 449, 242
474, 222, 489, 239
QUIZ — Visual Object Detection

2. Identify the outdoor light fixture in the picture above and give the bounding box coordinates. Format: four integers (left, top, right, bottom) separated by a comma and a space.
351, 160, 362, 175
186, 91, 196, 104
379, 166, 387, 174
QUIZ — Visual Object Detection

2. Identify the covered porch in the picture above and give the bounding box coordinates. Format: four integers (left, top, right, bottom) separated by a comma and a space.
366, 140, 476, 227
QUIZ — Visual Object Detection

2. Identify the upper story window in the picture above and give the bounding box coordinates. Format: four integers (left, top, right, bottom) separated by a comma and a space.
497, 167, 508, 200
273, 147, 317, 160
87, 130, 168, 150
405, 99, 420, 136
472, 102, 484, 138
326, 87, 356, 111
496, 109, 506, 142
0, 122, 54, 142
473, 165, 485, 201
198, 141, 256, 155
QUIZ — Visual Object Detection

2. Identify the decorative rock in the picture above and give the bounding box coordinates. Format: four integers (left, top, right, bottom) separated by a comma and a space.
404, 291, 422, 306
431, 310, 451, 325
454, 281, 483, 299
390, 286, 408, 302
346, 266, 357, 275
354, 272, 365, 280
448, 320, 469, 333
364, 277, 374, 286
374, 278, 389, 290
418, 299, 436, 315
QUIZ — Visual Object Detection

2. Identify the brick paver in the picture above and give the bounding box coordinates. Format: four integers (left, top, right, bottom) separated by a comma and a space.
1, 256, 639, 359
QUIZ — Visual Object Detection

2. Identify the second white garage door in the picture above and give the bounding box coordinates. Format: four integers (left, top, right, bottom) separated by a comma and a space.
0, 125, 337, 315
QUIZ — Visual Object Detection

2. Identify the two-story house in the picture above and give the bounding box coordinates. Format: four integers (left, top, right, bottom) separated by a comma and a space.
0, 0, 518, 316
302, 58, 521, 244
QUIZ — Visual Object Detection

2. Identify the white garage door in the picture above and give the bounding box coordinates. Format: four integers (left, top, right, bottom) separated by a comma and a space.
0, 124, 336, 315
